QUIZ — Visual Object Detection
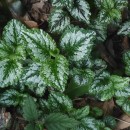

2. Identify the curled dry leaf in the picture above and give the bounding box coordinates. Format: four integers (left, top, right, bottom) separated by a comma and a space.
115, 114, 130, 130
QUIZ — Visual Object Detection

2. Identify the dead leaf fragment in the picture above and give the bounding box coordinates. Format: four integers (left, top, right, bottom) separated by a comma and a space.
24, 20, 38, 28
115, 114, 130, 130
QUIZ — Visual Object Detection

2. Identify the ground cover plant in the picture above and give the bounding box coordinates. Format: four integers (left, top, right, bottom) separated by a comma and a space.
1, 0, 130, 130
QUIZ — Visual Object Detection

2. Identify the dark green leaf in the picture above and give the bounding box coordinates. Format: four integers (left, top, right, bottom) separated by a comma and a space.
22, 29, 57, 62
25, 123, 40, 130
23, 96, 39, 121
69, 0, 90, 24
40, 55, 69, 92
49, 8, 70, 34
45, 113, 79, 130
60, 27, 95, 62
91, 107, 103, 117
66, 68, 94, 98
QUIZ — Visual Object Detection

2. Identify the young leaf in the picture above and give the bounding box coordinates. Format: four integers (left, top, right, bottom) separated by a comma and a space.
23, 96, 39, 122
69, 106, 90, 120
118, 21, 130, 36
22, 63, 46, 96
25, 123, 40, 130
45, 113, 79, 130
60, 27, 95, 62
68, 0, 90, 24
91, 107, 103, 117
40, 55, 69, 92
0, 89, 27, 106
49, 8, 70, 34
22, 29, 57, 62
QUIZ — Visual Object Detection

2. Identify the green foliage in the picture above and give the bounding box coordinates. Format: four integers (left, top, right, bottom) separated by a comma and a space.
0, 0, 130, 128
103, 116, 117, 129
40, 55, 69, 92
45, 113, 79, 130
23, 96, 39, 121
60, 27, 95, 62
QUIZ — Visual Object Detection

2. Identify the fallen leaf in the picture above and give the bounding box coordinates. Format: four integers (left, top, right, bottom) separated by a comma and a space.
24, 20, 38, 28
115, 114, 130, 130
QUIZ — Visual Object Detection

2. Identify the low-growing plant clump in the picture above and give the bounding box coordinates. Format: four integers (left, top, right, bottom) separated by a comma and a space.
1, 0, 130, 130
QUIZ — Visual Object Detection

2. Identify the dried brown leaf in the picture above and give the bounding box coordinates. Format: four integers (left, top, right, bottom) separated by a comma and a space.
115, 114, 130, 130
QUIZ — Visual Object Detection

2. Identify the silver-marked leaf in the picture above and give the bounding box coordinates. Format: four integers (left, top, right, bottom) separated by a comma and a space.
115, 0, 128, 10
51, 0, 73, 8
123, 51, 130, 75
116, 98, 130, 114
110, 75, 130, 90
22, 63, 46, 96
0, 19, 26, 87
0, 89, 27, 106
0, 41, 25, 87
2, 19, 26, 45
69, 0, 90, 24
51, 0, 64, 7
115, 86, 130, 97
60, 27, 96, 62
43, 92, 73, 112
45, 113, 79, 130
118, 21, 130, 36
22, 29, 57, 62
40, 55, 69, 92
89, 71, 114, 101
49, 8, 70, 34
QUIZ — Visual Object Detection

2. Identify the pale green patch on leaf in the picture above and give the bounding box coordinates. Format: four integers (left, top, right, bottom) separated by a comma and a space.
110, 75, 130, 90
22, 29, 57, 62
118, 21, 130, 36
40, 55, 69, 92
60, 27, 95, 62
0, 89, 27, 106
49, 8, 70, 34
45, 113, 79, 130
22, 63, 46, 96
69, 0, 90, 24
116, 98, 130, 114
69, 106, 90, 120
